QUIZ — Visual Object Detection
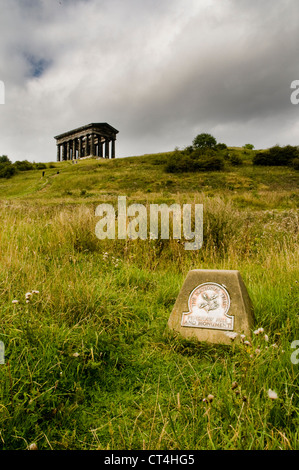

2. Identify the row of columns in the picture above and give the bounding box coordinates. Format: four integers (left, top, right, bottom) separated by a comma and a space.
57, 133, 116, 161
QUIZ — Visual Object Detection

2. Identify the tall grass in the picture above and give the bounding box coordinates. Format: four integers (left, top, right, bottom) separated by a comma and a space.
0, 191, 298, 450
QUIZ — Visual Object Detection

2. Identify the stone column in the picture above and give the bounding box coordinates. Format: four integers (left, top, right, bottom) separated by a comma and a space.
72, 139, 76, 160
85, 135, 89, 157
90, 134, 95, 156
105, 138, 110, 159
78, 137, 82, 159
99, 139, 103, 158
66, 141, 71, 160
111, 138, 116, 159
57, 144, 61, 162
62, 143, 66, 161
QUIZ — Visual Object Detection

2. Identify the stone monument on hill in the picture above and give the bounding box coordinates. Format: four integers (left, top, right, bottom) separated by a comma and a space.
54, 122, 119, 161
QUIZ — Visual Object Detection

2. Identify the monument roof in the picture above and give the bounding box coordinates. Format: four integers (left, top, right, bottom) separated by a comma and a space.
54, 122, 119, 140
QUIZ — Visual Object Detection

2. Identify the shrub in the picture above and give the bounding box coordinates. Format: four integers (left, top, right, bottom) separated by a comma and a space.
14, 160, 35, 171
253, 145, 299, 167
216, 143, 227, 150
253, 151, 271, 166
35, 162, 47, 170
195, 154, 225, 171
243, 144, 255, 150
229, 154, 242, 166
0, 155, 11, 164
166, 150, 191, 173
165, 149, 224, 173
183, 145, 194, 154
292, 158, 299, 170
0, 162, 16, 178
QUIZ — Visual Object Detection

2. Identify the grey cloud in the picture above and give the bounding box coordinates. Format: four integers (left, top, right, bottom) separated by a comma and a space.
0, 0, 299, 161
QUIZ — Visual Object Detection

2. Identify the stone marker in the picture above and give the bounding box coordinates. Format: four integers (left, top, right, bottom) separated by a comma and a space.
168, 269, 254, 345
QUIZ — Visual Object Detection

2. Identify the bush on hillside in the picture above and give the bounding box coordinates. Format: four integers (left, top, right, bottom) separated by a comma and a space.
292, 157, 299, 170
229, 153, 243, 166
165, 148, 224, 173
0, 155, 11, 164
14, 160, 35, 171
216, 143, 227, 150
35, 162, 47, 170
253, 145, 299, 167
0, 162, 16, 178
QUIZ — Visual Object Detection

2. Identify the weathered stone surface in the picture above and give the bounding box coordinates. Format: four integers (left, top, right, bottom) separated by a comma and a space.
168, 269, 254, 345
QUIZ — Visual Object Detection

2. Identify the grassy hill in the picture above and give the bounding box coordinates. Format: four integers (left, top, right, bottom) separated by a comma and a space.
0, 149, 298, 209
0, 149, 298, 450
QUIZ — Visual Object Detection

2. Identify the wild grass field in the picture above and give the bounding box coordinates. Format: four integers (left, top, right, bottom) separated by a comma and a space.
0, 148, 298, 450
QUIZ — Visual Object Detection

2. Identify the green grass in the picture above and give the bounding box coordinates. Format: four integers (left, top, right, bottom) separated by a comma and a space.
0, 150, 298, 450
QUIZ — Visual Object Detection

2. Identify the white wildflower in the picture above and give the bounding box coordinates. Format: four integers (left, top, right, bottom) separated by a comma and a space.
244, 340, 252, 347
12, 300, 19, 304
32, 290, 39, 294
72, 352, 80, 357
264, 334, 269, 342
254, 327, 264, 335
268, 389, 278, 400
226, 332, 238, 340
28, 443, 38, 450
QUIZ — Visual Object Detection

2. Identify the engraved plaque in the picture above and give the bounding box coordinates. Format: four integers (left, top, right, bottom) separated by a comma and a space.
181, 282, 234, 330
168, 269, 254, 345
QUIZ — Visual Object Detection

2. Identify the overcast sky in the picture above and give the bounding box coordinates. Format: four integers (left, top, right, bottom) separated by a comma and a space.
0, 0, 299, 162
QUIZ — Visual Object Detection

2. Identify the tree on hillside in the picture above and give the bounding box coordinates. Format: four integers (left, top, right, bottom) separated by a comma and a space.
0, 155, 11, 163
192, 133, 217, 150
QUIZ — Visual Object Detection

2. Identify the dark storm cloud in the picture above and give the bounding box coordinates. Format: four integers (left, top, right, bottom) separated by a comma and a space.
0, 0, 299, 161
123, 0, 299, 149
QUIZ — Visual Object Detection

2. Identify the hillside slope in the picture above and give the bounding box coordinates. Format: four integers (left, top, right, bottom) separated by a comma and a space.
0, 149, 298, 209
